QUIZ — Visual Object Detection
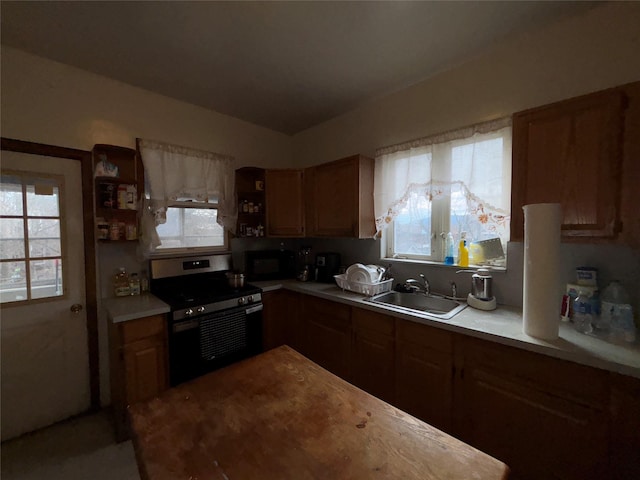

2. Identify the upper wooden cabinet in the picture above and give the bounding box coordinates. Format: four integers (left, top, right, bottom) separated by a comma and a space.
265, 169, 305, 237
511, 88, 626, 241
305, 155, 375, 238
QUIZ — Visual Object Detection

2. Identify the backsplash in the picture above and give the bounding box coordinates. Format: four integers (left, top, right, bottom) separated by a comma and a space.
232, 238, 639, 313
99, 237, 639, 312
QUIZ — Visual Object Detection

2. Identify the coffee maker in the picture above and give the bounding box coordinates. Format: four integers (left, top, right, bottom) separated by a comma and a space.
315, 252, 341, 283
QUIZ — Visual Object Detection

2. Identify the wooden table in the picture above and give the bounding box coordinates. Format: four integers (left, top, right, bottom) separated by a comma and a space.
129, 345, 509, 480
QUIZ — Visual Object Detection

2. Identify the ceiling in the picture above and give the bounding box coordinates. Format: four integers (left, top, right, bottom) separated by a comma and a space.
1, 1, 596, 135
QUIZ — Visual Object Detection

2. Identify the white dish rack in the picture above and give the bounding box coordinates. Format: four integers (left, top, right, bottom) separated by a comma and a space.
334, 274, 394, 296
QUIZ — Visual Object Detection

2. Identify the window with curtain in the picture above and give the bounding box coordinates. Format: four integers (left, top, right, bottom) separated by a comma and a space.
137, 139, 236, 257
374, 118, 511, 266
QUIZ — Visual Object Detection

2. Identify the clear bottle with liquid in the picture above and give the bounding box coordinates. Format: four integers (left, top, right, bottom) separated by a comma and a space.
114, 267, 130, 297
140, 270, 149, 293
444, 232, 454, 265
601, 280, 635, 343
573, 290, 594, 334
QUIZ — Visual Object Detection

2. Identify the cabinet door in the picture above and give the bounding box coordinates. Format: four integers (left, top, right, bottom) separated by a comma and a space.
456, 336, 609, 480
123, 336, 167, 405
262, 290, 302, 352
305, 155, 375, 238
511, 89, 625, 240
302, 296, 351, 379
265, 169, 304, 237
609, 373, 640, 480
395, 321, 453, 432
351, 308, 395, 404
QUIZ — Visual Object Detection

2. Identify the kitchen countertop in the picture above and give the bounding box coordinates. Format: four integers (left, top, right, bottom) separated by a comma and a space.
129, 345, 509, 480
102, 294, 170, 323
253, 280, 640, 379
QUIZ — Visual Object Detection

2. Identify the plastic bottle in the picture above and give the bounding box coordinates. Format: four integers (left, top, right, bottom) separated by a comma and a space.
601, 280, 636, 343
114, 267, 130, 297
140, 270, 149, 293
458, 238, 469, 267
573, 290, 593, 334
129, 273, 141, 296
444, 233, 454, 265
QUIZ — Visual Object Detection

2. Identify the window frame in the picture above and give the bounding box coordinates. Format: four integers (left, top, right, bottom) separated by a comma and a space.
382, 129, 511, 266
151, 199, 229, 257
0, 170, 67, 305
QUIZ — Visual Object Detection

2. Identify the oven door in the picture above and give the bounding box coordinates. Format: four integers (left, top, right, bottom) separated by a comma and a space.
169, 303, 263, 386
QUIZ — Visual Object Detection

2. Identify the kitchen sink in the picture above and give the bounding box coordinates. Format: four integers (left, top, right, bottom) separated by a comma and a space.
366, 291, 467, 320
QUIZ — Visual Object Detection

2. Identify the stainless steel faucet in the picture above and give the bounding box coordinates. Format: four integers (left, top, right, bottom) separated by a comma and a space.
405, 273, 430, 295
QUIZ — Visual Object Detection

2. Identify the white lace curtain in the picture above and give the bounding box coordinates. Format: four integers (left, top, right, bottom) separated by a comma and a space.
137, 139, 237, 255
374, 117, 512, 243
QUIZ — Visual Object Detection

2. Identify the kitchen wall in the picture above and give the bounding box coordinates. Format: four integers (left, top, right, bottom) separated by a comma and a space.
290, 2, 640, 310
1, 45, 294, 406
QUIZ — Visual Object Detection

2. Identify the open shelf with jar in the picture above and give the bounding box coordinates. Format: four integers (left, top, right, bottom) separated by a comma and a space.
235, 167, 266, 238
93, 144, 144, 243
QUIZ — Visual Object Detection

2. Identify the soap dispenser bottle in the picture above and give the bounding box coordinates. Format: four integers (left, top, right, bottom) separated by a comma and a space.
458, 233, 469, 267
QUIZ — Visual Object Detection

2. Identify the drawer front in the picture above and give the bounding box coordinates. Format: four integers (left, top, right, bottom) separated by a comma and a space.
459, 336, 609, 408
396, 319, 453, 354
352, 307, 394, 335
120, 314, 165, 344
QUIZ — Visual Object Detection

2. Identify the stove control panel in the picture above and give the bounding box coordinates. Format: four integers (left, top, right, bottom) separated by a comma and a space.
237, 295, 255, 306
172, 292, 263, 321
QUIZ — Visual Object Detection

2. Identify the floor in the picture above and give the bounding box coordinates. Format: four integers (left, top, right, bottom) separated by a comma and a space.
1, 411, 140, 480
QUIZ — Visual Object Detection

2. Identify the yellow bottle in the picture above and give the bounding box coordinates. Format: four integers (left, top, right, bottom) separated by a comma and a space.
458, 240, 469, 267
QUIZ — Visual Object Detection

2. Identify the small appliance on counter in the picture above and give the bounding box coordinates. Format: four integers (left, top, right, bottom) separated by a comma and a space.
456, 268, 496, 311
244, 249, 296, 281
315, 252, 341, 282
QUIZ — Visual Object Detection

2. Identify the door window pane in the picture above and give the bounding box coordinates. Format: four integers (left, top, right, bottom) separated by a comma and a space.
0, 180, 23, 215
26, 184, 60, 217
0, 218, 25, 259
30, 259, 63, 299
0, 260, 27, 302
1, 172, 64, 303
28, 219, 61, 257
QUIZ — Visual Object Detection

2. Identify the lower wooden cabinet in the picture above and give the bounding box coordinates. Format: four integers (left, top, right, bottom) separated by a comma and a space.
109, 314, 168, 441
395, 320, 454, 432
351, 308, 395, 404
302, 296, 351, 379
267, 292, 639, 478
262, 289, 302, 352
609, 372, 640, 480
454, 336, 610, 480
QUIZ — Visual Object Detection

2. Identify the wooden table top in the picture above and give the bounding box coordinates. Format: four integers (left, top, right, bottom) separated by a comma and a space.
128, 345, 509, 480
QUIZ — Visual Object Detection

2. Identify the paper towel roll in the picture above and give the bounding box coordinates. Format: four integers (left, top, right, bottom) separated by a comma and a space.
522, 203, 562, 340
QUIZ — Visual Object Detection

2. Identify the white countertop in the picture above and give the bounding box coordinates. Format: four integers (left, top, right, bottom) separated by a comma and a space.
103, 294, 170, 323
254, 280, 640, 379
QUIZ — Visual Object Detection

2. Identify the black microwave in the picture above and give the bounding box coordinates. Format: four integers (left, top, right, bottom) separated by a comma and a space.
244, 250, 296, 281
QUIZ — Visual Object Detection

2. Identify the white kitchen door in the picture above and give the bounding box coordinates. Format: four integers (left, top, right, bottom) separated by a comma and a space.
1, 151, 90, 441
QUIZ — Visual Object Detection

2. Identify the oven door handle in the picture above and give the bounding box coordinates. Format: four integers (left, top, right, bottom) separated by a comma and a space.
246, 304, 263, 315
173, 319, 199, 333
